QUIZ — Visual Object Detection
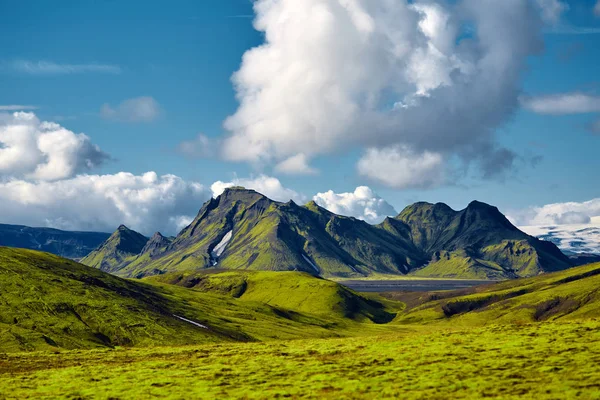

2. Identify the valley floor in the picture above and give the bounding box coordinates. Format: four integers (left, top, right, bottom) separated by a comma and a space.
338, 278, 494, 292
1, 321, 599, 399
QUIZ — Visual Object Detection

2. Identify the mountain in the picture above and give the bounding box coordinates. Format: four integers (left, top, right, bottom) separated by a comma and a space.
80, 225, 148, 273
519, 219, 600, 256
81, 188, 571, 279
569, 253, 600, 266
0, 247, 396, 352
100, 187, 426, 278
140, 232, 173, 256
397, 201, 572, 279
0, 223, 109, 259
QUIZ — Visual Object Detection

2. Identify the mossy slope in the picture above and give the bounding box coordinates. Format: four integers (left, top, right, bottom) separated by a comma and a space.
80, 225, 148, 273
0, 248, 399, 352
148, 270, 397, 324
82, 189, 571, 280
393, 261, 600, 325
0, 247, 222, 352
110, 188, 426, 278
398, 201, 571, 278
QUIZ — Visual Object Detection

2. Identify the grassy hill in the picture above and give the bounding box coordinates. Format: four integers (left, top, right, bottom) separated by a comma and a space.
0, 247, 399, 353
390, 262, 600, 326
81, 187, 570, 280
148, 270, 398, 324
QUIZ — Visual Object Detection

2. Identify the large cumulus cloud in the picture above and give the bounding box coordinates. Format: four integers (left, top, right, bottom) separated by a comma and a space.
313, 186, 397, 224
508, 198, 600, 226
0, 112, 109, 180
0, 172, 210, 235
221, 0, 554, 188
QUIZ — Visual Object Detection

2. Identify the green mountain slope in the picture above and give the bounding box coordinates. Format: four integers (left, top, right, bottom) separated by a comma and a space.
80, 225, 148, 273
0, 247, 398, 352
392, 261, 600, 325
0, 247, 221, 352
81, 188, 571, 279
111, 187, 426, 278
397, 201, 571, 279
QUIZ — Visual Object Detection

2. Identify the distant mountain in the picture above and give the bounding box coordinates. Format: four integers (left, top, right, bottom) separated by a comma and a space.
80, 225, 148, 273
93, 188, 426, 278
0, 223, 110, 259
81, 187, 572, 279
397, 201, 572, 279
520, 220, 600, 256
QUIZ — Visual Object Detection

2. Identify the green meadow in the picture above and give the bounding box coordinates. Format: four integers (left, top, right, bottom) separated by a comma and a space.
1, 247, 600, 398
1, 321, 599, 399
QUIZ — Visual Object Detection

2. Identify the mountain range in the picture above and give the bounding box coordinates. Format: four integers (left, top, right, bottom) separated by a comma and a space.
0, 223, 110, 259
81, 187, 572, 279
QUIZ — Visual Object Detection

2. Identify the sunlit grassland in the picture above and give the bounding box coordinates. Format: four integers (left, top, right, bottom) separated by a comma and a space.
1, 321, 599, 399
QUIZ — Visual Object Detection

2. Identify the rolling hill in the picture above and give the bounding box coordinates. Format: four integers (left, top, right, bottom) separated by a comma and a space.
390, 261, 600, 326
81, 187, 572, 279
0, 223, 109, 259
0, 247, 396, 353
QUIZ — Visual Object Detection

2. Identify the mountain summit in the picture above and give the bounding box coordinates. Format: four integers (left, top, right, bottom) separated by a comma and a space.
396, 201, 571, 278
81, 188, 572, 279
81, 225, 148, 273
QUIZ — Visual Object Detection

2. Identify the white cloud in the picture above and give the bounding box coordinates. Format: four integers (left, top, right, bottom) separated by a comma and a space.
101, 97, 161, 123
534, 0, 568, 23
211, 175, 306, 203
521, 92, 600, 114
5, 60, 121, 75
0, 105, 38, 111
0, 172, 209, 236
357, 146, 444, 189
221, 0, 546, 183
508, 198, 600, 226
595, 1, 600, 17
177, 134, 214, 158
313, 186, 397, 224
0, 112, 108, 181
275, 153, 318, 175
520, 217, 600, 255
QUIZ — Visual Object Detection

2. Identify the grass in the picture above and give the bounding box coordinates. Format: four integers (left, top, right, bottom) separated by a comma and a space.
3, 248, 600, 398
1, 321, 599, 399
0, 248, 403, 352
391, 262, 600, 326
148, 270, 401, 323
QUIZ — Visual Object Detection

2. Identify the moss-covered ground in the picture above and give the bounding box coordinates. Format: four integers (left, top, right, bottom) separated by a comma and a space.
1, 321, 599, 399
2, 247, 600, 398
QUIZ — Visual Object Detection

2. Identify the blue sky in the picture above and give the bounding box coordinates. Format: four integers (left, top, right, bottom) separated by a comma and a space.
0, 0, 599, 234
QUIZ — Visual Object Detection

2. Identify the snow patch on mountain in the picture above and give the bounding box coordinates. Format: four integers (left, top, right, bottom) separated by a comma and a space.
210, 230, 233, 265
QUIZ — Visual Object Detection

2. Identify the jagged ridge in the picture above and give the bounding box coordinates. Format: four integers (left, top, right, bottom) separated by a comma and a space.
81, 188, 572, 279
